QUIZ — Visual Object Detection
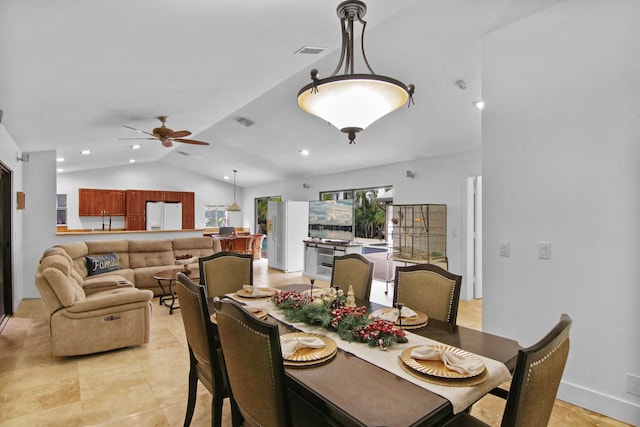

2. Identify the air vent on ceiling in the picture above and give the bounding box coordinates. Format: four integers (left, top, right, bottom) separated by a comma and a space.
177, 150, 190, 156
234, 116, 255, 127
295, 46, 326, 55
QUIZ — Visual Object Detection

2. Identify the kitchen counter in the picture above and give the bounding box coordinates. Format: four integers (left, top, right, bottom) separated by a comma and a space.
56, 229, 204, 236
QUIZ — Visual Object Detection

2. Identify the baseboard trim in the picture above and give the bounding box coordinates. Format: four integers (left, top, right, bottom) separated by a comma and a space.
558, 380, 640, 425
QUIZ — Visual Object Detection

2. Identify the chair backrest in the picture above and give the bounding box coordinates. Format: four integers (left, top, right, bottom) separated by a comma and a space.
393, 263, 462, 324
175, 273, 227, 398
331, 253, 375, 301
199, 251, 253, 298
250, 234, 265, 259
501, 314, 572, 427
230, 235, 254, 255
219, 226, 236, 236
215, 298, 292, 427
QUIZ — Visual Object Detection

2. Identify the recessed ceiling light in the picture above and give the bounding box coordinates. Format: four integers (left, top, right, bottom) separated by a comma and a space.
131, 144, 141, 149
57, 168, 64, 173
81, 150, 91, 155
299, 149, 310, 156
223, 175, 230, 180
56, 157, 65, 162
129, 159, 136, 163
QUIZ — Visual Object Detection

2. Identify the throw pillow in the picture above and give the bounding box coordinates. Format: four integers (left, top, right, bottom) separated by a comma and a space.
86, 252, 120, 276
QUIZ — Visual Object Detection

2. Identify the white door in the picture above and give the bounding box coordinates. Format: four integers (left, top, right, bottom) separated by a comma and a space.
163, 202, 182, 230
146, 202, 163, 230
466, 176, 483, 299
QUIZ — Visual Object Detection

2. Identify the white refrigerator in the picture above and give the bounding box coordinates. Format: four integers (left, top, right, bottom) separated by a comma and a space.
267, 201, 309, 272
146, 202, 183, 230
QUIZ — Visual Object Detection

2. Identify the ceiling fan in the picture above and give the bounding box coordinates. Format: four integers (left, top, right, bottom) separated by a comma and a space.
121, 116, 210, 147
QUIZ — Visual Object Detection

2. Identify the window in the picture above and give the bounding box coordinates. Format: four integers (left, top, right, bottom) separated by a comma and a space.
203, 204, 229, 228
320, 186, 392, 240
56, 194, 67, 225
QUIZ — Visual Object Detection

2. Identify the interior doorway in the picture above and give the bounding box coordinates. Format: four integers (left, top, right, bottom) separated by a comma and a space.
0, 161, 13, 331
466, 176, 483, 299
255, 195, 281, 258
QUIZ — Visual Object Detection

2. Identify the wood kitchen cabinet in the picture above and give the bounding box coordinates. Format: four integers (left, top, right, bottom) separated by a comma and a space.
125, 215, 146, 231
124, 190, 147, 215
79, 189, 125, 216
123, 189, 195, 230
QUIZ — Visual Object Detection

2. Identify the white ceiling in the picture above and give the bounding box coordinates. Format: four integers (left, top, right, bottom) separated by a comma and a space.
0, 0, 565, 187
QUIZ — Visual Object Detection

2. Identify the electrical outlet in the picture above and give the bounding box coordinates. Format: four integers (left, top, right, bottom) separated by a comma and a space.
499, 240, 510, 257
538, 241, 551, 260
626, 374, 640, 397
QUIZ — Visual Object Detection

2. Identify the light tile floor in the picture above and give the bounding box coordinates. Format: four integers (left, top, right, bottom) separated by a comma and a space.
0, 258, 630, 426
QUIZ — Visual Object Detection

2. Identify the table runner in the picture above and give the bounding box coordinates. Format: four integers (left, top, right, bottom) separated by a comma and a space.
227, 294, 512, 414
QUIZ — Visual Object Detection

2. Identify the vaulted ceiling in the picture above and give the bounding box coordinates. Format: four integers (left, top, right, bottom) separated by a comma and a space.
0, 0, 565, 186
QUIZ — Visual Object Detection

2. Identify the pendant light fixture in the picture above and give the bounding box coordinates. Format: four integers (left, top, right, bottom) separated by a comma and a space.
227, 169, 241, 212
297, 0, 414, 144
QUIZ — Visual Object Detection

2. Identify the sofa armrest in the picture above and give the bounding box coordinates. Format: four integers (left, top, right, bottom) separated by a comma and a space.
66, 288, 153, 313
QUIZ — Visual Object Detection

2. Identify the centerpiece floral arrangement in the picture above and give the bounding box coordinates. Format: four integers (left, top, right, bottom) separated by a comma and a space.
271, 289, 407, 349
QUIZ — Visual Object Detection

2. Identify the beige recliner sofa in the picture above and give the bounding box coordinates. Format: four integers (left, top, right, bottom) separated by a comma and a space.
36, 247, 154, 356
36, 236, 222, 356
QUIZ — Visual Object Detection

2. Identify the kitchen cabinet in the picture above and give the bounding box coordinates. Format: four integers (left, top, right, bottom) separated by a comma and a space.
124, 191, 147, 215
124, 189, 195, 230
79, 189, 125, 216
125, 215, 146, 231
302, 240, 362, 282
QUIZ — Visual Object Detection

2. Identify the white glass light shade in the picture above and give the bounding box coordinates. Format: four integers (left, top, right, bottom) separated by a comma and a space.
298, 75, 410, 132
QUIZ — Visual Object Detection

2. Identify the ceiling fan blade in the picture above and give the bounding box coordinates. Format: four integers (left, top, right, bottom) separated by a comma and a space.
118, 137, 157, 140
169, 130, 192, 138
123, 125, 156, 137
174, 138, 210, 146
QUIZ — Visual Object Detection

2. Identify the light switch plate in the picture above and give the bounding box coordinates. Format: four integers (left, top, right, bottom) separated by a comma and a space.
499, 240, 510, 257
538, 242, 551, 259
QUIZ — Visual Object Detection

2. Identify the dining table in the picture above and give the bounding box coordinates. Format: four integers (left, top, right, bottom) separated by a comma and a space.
215, 283, 521, 427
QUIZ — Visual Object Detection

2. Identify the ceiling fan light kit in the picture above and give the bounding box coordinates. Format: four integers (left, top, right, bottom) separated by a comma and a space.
297, 0, 414, 144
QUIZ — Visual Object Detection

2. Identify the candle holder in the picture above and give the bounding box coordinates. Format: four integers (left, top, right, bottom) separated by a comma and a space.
395, 302, 404, 327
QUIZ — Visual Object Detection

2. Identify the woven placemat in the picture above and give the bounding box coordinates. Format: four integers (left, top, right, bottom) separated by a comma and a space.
398, 320, 428, 330
370, 308, 429, 327
397, 357, 488, 387
235, 287, 277, 298
281, 333, 338, 363
283, 350, 337, 368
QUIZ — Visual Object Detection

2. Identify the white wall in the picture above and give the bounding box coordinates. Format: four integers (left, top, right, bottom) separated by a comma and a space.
482, 0, 640, 423
243, 150, 481, 299
57, 162, 238, 230
0, 125, 25, 309
21, 150, 57, 300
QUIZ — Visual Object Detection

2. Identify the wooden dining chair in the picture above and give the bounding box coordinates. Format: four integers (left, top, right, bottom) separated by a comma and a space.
393, 263, 462, 324
214, 297, 293, 427
331, 253, 375, 301
443, 314, 572, 427
198, 252, 253, 298
174, 273, 240, 427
